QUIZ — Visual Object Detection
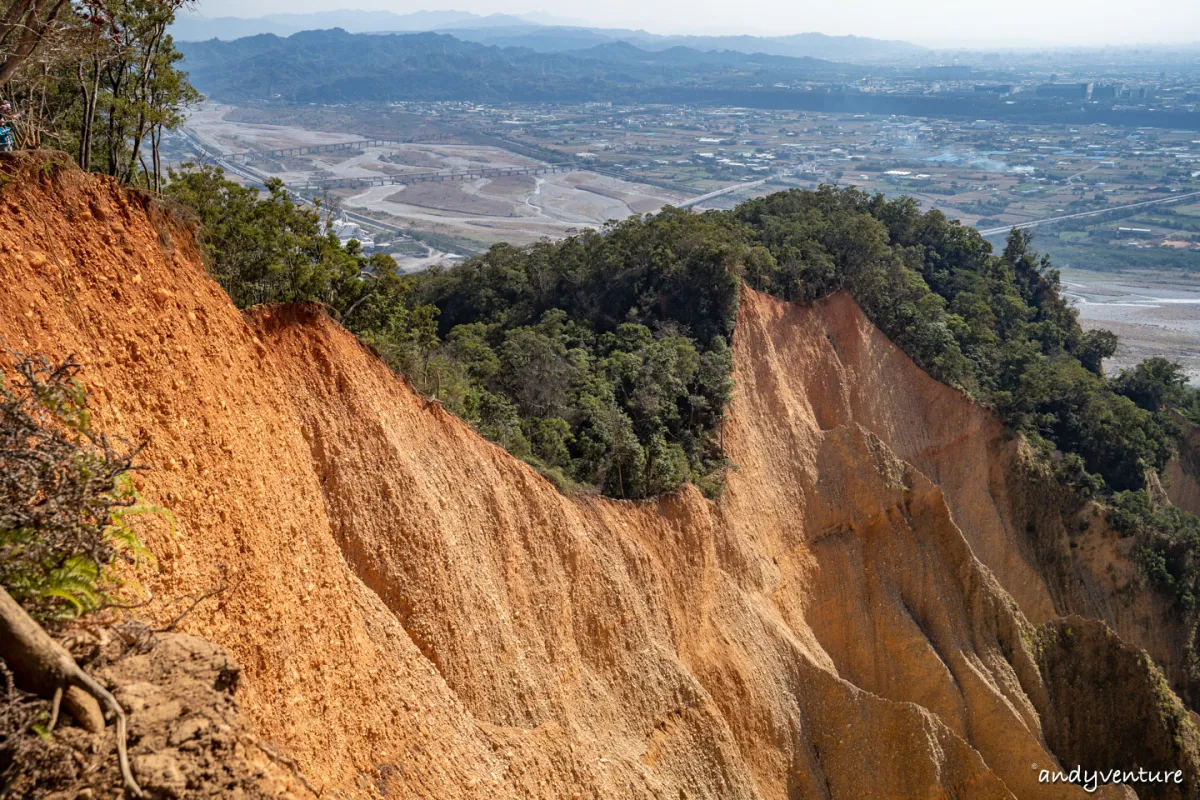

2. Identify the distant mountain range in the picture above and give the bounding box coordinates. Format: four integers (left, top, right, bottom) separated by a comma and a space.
444, 27, 928, 63
170, 9, 926, 64
177, 28, 863, 104
170, 10, 588, 43
176, 26, 1200, 130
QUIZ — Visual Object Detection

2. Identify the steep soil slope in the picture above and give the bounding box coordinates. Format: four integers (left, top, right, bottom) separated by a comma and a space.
729, 290, 1192, 699
1035, 616, 1200, 800
0, 155, 515, 797
1, 154, 1194, 798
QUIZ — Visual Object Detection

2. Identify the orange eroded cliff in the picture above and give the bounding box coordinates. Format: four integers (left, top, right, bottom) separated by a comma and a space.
0, 155, 1191, 798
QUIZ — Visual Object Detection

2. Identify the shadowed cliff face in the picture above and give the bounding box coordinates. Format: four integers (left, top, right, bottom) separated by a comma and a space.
1036, 616, 1200, 800
1, 153, 1197, 799
1167, 419, 1200, 518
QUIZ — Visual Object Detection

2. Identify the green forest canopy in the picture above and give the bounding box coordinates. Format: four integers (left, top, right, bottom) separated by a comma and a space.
167, 168, 1200, 612
412, 185, 1188, 500
169, 170, 1189, 502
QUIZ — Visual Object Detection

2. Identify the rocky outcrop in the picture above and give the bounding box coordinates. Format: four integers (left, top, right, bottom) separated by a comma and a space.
1, 152, 1198, 798
731, 287, 1200, 704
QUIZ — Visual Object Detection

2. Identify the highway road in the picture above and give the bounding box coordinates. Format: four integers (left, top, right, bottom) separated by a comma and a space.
678, 177, 772, 209
978, 191, 1200, 236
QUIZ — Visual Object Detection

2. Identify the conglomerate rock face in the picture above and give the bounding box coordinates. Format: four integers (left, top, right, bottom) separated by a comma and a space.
1, 152, 1197, 798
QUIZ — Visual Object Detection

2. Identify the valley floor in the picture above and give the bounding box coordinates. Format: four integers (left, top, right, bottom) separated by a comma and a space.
1066, 267, 1200, 382
180, 105, 690, 262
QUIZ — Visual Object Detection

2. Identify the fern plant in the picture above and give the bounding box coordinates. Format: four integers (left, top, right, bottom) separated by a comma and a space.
0, 354, 161, 624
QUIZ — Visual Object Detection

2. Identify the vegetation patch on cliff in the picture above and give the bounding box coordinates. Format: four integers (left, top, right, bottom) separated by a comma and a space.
0, 354, 151, 625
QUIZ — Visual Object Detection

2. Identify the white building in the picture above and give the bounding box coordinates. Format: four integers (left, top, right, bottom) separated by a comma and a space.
331, 213, 376, 251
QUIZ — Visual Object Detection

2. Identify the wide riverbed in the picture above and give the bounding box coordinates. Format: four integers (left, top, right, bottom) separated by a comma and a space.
1062, 268, 1200, 383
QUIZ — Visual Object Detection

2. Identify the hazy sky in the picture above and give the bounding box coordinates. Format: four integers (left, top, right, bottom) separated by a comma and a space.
192, 0, 1200, 47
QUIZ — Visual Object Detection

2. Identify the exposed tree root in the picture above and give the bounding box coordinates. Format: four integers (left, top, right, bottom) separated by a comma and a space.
0, 586, 144, 797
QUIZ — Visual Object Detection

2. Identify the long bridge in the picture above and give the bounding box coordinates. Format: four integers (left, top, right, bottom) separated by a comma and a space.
232, 134, 458, 163
977, 190, 1200, 237
295, 163, 573, 191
